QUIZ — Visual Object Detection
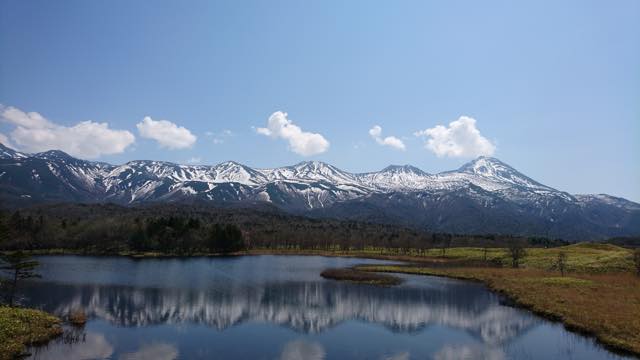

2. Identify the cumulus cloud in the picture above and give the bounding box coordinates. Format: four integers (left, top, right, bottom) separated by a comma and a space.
368, 125, 406, 150
414, 116, 495, 158
0, 105, 135, 158
136, 116, 197, 149
185, 156, 202, 164
256, 111, 329, 156
0, 133, 12, 147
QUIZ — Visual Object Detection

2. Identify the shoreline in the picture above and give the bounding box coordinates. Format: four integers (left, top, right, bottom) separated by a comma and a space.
7, 247, 640, 357
320, 267, 403, 286
0, 307, 62, 360
354, 264, 640, 358
18, 248, 447, 262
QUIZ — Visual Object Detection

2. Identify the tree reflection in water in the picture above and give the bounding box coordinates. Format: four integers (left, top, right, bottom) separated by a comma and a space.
20, 256, 628, 360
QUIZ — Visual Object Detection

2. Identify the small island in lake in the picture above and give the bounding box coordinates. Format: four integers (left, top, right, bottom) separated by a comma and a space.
320, 267, 403, 286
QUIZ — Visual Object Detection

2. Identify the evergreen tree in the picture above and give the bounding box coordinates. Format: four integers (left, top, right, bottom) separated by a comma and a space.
224, 224, 244, 252
207, 224, 244, 253
1, 251, 41, 306
0, 213, 8, 246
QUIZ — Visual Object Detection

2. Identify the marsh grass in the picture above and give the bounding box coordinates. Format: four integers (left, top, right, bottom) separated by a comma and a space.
68, 309, 87, 326
355, 265, 640, 355
247, 243, 636, 274
25, 242, 636, 274
0, 306, 62, 360
15, 243, 639, 355
320, 268, 402, 286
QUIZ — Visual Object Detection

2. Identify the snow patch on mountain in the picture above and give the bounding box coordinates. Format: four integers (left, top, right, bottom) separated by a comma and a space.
1, 146, 637, 220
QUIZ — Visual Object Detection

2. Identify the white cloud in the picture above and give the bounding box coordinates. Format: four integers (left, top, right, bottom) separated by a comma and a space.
186, 156, 202, 164
0, 132, 12, 147
0, 105, 135, 158
256, 111, 329, 156
368, 125, 406, 150
414, 116, 495, 158
136, 116, 196, 149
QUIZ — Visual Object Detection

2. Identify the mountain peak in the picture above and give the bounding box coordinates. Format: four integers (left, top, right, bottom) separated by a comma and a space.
2, 147, 638, 241
215, 161, 262, 176
0, 142, 28, 159
293, 160, 331, 168
265, 160, 356, 184
455, 156, 551, 191
34, 149, 75, 161
381, 165, 428, 176
458, 156, 510, 173
457, 156, 524, 178
218, 160, 245, 168
290, 160, 344, 175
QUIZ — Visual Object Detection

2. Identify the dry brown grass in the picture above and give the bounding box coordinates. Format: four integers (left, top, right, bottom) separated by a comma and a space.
23, 245, 640, 355
320, 268, 402, 286
356, 264, 640, 356
68, 309, 87, 326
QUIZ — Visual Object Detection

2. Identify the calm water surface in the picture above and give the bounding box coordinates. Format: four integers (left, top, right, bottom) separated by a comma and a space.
20, 255, 629, 360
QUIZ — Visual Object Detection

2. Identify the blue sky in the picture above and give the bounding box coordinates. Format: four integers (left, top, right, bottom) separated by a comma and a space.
0, 0, 638, 201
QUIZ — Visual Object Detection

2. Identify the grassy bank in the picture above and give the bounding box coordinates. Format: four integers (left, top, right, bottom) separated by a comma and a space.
0, 307, 62, 360
250, 243, 637, 273
21, 242, 636, 274
320, 268, 402, 286
354, 264, 640, 355
110, 243, 640, 353
13, 243, 639, 355
246, 242, 639, 355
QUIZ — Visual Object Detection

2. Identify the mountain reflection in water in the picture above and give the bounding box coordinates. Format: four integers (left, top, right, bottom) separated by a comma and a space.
22, 279, 536, 343
22, 256, 627, 360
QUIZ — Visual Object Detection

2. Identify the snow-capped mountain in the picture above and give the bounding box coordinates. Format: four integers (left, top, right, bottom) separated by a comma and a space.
0, 144, 28, 159
1, 143, 638, 240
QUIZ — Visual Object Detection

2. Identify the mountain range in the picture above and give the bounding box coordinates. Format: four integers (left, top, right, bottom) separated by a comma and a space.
1, 143, 638, 241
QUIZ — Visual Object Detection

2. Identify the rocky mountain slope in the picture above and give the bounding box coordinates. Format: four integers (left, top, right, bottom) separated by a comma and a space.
1, 143, 638, 240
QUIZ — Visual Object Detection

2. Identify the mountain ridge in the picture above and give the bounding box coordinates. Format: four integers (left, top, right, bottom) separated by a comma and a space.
1, 143, 638, 240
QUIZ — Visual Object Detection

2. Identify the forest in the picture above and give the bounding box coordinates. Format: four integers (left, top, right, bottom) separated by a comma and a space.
0, 203, 570, 254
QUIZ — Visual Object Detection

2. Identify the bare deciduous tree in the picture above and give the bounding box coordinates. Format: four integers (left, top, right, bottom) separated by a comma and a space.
556, 251, 567, 276
633, 249, 640, 277
507, 241, 527, 268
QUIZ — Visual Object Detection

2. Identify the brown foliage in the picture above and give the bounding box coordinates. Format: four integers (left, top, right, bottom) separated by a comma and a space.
68, 309, 87, 326
320, 268, 402, 286
356, 265, 640, 355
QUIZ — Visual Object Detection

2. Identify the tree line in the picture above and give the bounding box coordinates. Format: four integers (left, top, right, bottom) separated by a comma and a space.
0, 203, 571, 254
1, 203, 640, 307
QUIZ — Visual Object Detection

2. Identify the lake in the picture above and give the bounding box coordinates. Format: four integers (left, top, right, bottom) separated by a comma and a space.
19, 255, 628, 360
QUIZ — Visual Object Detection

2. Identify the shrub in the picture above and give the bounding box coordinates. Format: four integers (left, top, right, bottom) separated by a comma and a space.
507, 240, 527, 268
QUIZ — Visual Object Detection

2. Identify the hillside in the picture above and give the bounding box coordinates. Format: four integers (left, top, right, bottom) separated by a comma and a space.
1, 143, 639, 240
